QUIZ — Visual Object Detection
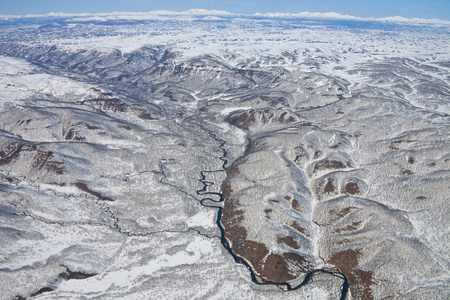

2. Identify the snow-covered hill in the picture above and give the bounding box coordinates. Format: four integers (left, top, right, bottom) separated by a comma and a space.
0, 11, 449, 300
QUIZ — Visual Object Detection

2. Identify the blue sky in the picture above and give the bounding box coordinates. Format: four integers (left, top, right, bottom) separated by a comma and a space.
0, 0, 449, 20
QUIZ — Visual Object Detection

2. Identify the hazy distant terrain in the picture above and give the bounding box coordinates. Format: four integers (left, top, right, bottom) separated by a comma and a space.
0, 11, 449, 299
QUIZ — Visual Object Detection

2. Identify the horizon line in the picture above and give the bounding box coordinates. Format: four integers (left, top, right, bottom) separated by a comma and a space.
1, 9, 449, 25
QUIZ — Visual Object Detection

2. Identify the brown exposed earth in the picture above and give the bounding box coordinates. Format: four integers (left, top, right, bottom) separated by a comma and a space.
342, 181, 360, 195
32, 149, 67, 175
312, 159, 352, 175
59, 267, 96, 281
291, 198, 303, 212
75, 182, 114, 201
0, 141, 23, 166
328, 249, 376, 300
0, 141, 67, 175
332, 221, 362, 234
29, 287, 55, 298
220, 171, 313, 284
291, 221, 310, 237
227, 109, 300, 131
324, 180, 336, 194
64, 127, 86, 141
278, 235, 300, 249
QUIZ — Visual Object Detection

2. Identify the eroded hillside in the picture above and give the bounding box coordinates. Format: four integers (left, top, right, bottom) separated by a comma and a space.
0, 13, 449, 299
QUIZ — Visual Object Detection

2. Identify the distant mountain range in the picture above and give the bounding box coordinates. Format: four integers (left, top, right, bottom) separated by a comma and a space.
1, 9, 449, 25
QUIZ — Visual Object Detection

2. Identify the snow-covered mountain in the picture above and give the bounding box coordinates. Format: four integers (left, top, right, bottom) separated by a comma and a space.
0, 11, 449, 300
2, 9, 450, 24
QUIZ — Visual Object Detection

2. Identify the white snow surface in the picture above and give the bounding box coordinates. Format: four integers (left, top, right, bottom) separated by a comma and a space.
220, 106, 253, 115
0, 56, 114, 103
0, 10, 449, 300
1, 9, 449, 24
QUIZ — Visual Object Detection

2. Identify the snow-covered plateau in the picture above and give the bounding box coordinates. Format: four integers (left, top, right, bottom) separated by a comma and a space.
0, 10, 449, 300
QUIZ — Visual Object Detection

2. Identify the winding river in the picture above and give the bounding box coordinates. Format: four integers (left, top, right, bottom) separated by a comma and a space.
194, 123, 349, 299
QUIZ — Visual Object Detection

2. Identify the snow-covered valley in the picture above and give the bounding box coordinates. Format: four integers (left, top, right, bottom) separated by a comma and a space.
0, 11, 449, 299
